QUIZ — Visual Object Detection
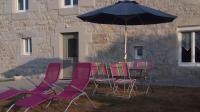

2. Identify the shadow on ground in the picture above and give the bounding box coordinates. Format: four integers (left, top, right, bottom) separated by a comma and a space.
1, 85, 200, 112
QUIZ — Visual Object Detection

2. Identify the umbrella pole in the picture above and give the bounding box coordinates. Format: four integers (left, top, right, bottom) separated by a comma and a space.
124, 25, 128, 62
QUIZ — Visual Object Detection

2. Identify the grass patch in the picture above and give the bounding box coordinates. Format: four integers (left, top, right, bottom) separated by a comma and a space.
0, 85, 200, 112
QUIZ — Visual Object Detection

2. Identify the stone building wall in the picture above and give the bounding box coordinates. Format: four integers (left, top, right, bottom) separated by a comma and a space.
0, 0, 199, 86
88, 0, 200, 86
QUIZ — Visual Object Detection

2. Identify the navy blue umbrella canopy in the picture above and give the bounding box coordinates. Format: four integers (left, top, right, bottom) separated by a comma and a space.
78, 0, 176, 61
78, 1, 176, 25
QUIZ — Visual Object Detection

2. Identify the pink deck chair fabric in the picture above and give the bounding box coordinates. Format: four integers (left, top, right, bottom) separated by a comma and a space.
110, 63, 136, 98
110, 63, 130, 81
91, 63, 113, 83
91, 63, 107, 75
91, 63, 113, 94
0, 63, 61, 101
131, 61, 153, 71
127, 61, 152, 77
13, 63, 92, 110
91, 63, 108, 79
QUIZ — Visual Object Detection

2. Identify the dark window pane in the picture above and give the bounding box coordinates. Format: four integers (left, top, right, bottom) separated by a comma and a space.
25, 39, 28, 52
137, 46, 143, 56
195, 32, 200, 62
195, 47, 200, 62
65, 0, 71, 5
29, 38, 32, 53
182, 47, 191, 62
18, 0, 24, 10
73, 0, 78, 5
134, 46, 143, 59
25, 0, 28, 10
68, 38, 78, 57
181, 32, 192, 62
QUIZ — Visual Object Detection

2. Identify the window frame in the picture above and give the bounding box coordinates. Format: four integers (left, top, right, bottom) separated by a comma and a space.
16, 0, 28, 12
62, 0, 78, 8
177, 26, 200, 67
22, 38, 32, 55
134, 46, 144, 60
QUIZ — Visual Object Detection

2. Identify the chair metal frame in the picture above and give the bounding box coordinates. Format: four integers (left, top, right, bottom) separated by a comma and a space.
91, 63, 113, 95
128, 60, 153, 94
110, 63, 136, 98
6, 63, 95, 112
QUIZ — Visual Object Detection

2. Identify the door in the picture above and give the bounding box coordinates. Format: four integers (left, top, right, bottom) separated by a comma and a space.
62, 33, 78, 79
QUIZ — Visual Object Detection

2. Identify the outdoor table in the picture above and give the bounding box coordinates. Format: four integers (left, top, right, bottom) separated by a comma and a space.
127, 61, 153, 94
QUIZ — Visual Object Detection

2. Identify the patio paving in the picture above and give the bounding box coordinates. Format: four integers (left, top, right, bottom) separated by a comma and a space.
0, 78, 70, 92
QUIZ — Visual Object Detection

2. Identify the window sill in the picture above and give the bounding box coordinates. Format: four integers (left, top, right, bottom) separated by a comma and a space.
179, 62, 200, 67
22, 53, 32, 56
61, 5, 78, 8
16, 10, 28, 13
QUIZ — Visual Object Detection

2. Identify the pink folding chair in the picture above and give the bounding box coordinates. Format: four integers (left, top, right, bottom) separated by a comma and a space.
110, 63, 136, 98
0, 63, 61, 101
132, 60, 153, 94
91, 63, 113, 94
6, 63, 95, 112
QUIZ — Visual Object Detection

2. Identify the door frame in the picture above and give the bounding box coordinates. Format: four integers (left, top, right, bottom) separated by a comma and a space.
57, 26, 92, 79
59, 32, 79, 79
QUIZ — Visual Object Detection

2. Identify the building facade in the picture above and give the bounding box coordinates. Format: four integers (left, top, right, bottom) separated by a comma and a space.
0, 0, 200, 86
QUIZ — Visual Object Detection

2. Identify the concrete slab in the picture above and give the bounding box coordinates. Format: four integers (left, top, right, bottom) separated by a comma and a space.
0, 78, 70, 92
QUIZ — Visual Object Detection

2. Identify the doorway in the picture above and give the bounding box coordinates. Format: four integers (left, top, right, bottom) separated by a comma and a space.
62, 32, 78, 79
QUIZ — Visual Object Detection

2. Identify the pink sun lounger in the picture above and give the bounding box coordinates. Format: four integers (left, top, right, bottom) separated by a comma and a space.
6, 63, 95, 112
0, 63, 61, 101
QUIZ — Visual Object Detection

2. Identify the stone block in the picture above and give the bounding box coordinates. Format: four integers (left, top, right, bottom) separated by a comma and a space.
29, 0, 40, 11
58, 6, 79, 16
47, 0, 59, 10
79, 0, 95, 7
93, 34, 108, 44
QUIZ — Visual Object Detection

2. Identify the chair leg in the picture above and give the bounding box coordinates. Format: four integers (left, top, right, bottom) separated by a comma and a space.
45, 99, 53, 109
63, 92, 96, 112
128, 80, 136, 98
113, 85, 118, 95
24, 108, 30, 112
92, 82, 98, 95
63, 99, 76, 112
146, 86, 150, 94
63, 93, 84, 112
124, 83, 126, 94
146, 84, 154, 94
135, 84, 138, 90
83, 92, 96, 108
6, 104, 15, 112
108, 79, 113, 89
73, 100, 78, 105
145, 76, 152, 95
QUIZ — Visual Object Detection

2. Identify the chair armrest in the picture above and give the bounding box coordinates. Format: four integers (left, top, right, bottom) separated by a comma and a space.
50, 82, 65, 91
40, 79, 54, 88
40, 79, 64, 91
24, 77, 38, 88
70, 85, 84, 93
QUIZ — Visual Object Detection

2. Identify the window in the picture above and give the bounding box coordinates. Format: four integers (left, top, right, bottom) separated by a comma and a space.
134, 46, 143, 60
17, 0, 28, 12
63, 0, 78, 7
177, 26, 200, 66
22, 38, 32, 55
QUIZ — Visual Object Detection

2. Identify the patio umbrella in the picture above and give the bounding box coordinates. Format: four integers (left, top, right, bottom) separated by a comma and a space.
77, 0, 176, 61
